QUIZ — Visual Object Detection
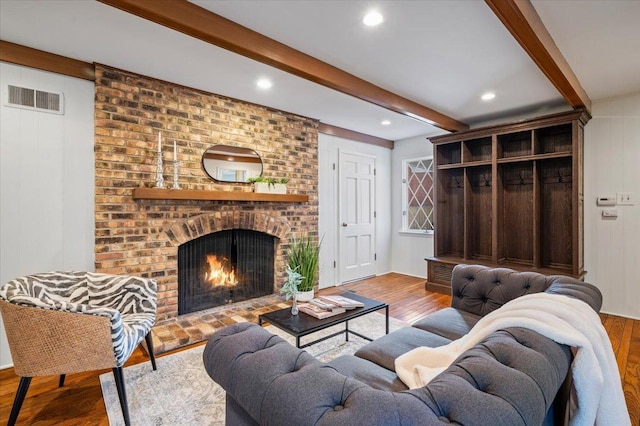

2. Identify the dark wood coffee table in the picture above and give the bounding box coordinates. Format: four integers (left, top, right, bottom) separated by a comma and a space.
258, 293, 389, 348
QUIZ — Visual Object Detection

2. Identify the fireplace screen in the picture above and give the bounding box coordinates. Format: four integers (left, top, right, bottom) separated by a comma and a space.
178, 229, 275, 315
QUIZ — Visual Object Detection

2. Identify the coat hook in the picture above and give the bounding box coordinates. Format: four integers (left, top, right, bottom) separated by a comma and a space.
519, 171, 525, 185
557, 170, 563, 183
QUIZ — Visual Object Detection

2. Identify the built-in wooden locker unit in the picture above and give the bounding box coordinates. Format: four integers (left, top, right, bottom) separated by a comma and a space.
426, 109, 590, 294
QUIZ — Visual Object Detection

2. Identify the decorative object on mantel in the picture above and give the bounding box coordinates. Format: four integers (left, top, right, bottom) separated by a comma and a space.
286, 235, 321, 302
280, 265, 303, 315
249, 177, 289, 194
171, 140, 180, 190
201, 145, 263, 183
155, 131, 165, 188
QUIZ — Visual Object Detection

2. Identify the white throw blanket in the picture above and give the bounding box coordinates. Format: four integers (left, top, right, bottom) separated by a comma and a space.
395, 293, 630, 425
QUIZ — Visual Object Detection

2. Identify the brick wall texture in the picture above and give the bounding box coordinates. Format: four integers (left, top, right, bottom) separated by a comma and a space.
94, 64, 319, 322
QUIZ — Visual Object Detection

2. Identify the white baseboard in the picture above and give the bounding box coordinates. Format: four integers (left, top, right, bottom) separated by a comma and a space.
387, 270, 427, 279
599, 309, 640, 321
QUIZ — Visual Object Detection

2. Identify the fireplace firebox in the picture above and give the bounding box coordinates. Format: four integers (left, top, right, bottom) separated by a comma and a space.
177, 229, 276, 315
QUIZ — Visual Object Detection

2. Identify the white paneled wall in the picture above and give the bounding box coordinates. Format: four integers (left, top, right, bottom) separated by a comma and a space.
0, 63, 95, 368
584, 92, 640, 319
390, 135, 435, 278
318, 134, 391, 288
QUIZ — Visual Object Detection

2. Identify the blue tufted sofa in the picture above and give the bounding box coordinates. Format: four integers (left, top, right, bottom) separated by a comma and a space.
203, 264, 602, 425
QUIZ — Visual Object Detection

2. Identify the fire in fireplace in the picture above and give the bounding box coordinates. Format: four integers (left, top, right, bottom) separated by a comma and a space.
204, 255, 237, 287
178, 229, 276, 315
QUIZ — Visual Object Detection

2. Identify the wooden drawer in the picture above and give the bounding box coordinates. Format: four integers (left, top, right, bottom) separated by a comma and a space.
431, 261, 454, 284
425, 258, 455, 294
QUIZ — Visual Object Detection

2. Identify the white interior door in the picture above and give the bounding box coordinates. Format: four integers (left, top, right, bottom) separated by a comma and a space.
340, 152, 376, 282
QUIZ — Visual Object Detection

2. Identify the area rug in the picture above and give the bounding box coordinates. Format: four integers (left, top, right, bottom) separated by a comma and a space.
100, 312, 407, 425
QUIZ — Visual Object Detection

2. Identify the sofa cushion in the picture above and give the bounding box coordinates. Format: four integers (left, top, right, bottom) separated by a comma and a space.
546, 281, 603, 311
327, 355, 408, 392
451, 266, 554, 316
405, 327, 571, 426
411, 307, 481, 340
449, 264, 604, 318
355, 327, 450, 371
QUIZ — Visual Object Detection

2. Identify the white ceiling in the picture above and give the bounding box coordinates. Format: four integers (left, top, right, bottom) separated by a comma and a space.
194, 0, 565, 123
532, 0, 640, 102
1, 1, 638, 141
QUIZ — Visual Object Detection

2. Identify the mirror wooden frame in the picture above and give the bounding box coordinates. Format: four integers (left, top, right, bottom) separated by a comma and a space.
202, 145, 262, 183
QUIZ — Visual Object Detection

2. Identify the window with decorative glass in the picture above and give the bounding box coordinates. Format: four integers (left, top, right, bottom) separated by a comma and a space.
402, 157, 434, 233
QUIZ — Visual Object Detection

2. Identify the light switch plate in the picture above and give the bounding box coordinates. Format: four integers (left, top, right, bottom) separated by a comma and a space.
617, 192, 635, 206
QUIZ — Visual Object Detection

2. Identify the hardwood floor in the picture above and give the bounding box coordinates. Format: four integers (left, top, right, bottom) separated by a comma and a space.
0, 273, 638, 425
600, 311, 640, 425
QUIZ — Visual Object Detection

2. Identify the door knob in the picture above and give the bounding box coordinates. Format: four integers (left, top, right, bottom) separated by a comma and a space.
342, 223, 348, 227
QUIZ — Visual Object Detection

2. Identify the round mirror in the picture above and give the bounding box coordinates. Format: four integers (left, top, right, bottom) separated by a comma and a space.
202, 145, 263, 183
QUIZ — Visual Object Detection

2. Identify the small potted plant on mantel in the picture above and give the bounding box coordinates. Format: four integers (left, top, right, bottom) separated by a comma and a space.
286, 235, 321, 302
248, 176, 289, 194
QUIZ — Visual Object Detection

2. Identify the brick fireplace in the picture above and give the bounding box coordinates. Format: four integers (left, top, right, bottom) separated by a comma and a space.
93, 64, 319, 324
168, 211, 289, 316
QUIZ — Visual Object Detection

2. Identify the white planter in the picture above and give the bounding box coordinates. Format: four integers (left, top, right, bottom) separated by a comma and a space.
296, 289, 314, 302
254, 182, 287, 194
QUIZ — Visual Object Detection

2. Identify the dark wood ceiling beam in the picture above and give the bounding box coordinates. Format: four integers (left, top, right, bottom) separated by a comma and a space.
318, 123, 394, 149
485, 0, 591, 112
97, 0, 468, 133
0, 40, 95, 81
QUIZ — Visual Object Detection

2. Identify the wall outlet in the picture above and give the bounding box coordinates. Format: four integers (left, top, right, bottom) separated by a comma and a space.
617, 192, 635, 206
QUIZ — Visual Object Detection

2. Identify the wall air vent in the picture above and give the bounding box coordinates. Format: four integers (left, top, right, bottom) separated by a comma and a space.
4, 85, 64, 114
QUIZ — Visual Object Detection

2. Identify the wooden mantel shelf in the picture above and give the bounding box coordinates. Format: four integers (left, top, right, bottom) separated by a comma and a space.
132, 187, 309, 203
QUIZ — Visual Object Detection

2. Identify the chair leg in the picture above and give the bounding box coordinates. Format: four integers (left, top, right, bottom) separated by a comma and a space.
112, 367, 130, 426
8, 376, 32, 426
59, 374, 66, 387
145, 332, 157, 371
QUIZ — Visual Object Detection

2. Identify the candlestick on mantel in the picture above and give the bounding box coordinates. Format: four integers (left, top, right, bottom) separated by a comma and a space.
172, 159, 180, 189
155, 131, 165, 188
172, 140, 180, 189
171, 165, 180, 189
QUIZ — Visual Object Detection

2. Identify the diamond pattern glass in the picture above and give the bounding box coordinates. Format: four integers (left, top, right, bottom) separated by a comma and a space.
406, 159, 434, 231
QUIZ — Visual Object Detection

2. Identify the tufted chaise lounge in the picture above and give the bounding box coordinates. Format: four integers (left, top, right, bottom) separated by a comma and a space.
0, 271, 158, 426
203, 264, 602, 425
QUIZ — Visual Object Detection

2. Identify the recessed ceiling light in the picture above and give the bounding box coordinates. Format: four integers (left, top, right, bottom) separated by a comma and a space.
381, 120, 391, 126
363, 10, 384, 27
256, 79, 272, 89
481, 92, 496, 101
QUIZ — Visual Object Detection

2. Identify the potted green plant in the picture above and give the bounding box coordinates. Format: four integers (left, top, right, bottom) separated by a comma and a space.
286, 235, 320, 301
248, 176, 289, 194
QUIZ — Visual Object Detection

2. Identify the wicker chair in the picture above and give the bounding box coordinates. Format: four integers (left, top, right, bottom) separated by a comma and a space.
0, 271, 158, 426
